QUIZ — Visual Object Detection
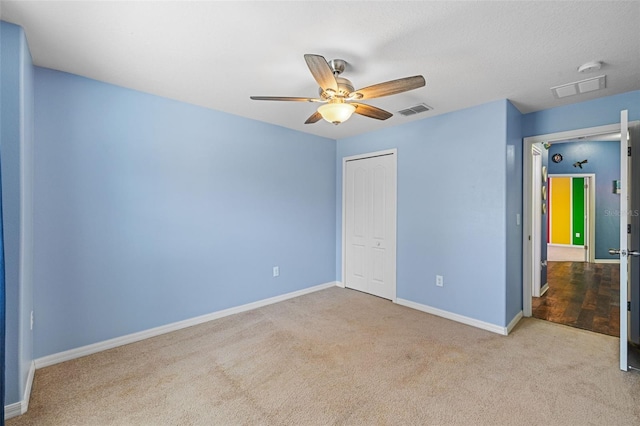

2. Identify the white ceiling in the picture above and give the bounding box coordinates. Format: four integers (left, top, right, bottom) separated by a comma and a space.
2, 1, 639, 140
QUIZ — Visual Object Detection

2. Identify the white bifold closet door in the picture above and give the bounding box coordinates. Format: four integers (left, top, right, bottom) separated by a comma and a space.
345, 153, 396, 300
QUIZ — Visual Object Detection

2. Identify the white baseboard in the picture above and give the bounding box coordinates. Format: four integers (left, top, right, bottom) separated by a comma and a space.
594, 259, 620, 264
395, 298, 510, 336
540, 283, 549, 296
4, 361, 35, 420
506, 311, 524, 334
24, 360, 35, 412
335, 281, 345, 288
35, 281, 338, 369
4, 401, 22, 420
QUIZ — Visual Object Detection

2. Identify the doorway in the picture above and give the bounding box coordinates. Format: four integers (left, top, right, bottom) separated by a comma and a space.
342, 149, 397, 301
522, 116, 640, 371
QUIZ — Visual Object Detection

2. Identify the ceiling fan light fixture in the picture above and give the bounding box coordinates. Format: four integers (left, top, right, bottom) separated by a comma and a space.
317, 102, 356, 125
251, 54, 425, 126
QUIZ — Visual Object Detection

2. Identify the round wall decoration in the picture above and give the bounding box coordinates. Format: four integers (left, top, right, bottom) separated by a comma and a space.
552, 153, 563, 163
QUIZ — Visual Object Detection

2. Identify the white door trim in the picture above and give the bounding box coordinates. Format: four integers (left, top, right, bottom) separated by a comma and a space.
341, 148, 397, 301
532, 145, 542, 298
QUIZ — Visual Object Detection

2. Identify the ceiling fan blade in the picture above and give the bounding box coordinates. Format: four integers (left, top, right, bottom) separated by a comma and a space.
250, 96, 322, 102
350, 75, 425, 100
304, 111, 323, 124
304, 54, 338, 93
352, 103, 393, 120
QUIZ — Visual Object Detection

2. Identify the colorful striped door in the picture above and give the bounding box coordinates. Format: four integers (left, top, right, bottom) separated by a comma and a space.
548, 176, 585, 246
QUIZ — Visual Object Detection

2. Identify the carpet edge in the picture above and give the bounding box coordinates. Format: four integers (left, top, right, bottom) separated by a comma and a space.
34, 281, 339, 369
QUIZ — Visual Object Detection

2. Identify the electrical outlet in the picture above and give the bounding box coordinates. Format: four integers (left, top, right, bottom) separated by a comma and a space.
273, 266, 279, 277
436, 275, 444, 287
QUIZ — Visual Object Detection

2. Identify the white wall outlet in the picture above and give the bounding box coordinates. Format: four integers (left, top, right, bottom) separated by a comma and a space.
30, 310, 34, 330
436, 275, 444, 287
273, 266, 279, 277
576, 232, 581, 238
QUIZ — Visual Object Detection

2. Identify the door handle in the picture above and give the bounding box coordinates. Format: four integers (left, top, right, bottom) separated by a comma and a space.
609, 248, 640, 257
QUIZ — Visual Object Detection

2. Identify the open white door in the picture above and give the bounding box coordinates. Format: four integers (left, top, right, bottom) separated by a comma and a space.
616, 110, 630, 371
629, 122, 640, 368
614, 111, 640, 370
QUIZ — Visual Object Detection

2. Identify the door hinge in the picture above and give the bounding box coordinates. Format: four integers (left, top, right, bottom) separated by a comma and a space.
629, 224, 632, 234
629, 301, 632, 312
629, 146, 632, 157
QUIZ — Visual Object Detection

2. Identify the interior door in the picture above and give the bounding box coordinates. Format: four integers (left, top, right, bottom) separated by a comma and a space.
345, 152, 396, 300
617, 110, 631, 371
628, 119, 640, 368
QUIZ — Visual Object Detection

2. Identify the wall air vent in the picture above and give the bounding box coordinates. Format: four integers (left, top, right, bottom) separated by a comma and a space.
398, 103, 432, 116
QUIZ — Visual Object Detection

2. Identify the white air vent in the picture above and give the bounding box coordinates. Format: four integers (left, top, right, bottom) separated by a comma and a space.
398, 103, 432, 116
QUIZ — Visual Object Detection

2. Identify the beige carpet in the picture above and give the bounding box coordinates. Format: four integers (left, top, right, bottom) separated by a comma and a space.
8, 287, 640, 425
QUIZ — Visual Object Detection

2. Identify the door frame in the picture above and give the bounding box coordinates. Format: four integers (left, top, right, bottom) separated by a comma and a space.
532, 145, 542, 297
523, 122, 635, 317
340, 148, 397, 301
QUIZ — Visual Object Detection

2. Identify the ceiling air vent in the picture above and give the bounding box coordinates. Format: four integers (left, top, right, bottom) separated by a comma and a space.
398, 103, 432, 116
551, 75, 606, 99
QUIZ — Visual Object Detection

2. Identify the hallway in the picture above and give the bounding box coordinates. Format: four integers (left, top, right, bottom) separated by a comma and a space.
532, 261, 620, 337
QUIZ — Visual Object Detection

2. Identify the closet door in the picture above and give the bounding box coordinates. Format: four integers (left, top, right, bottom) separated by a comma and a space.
345, 153, 396, 300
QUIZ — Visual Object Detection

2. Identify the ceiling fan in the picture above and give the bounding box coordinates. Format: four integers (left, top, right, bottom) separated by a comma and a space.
250, 54, 426, 125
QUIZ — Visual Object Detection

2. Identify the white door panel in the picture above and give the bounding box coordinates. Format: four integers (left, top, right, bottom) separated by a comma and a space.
372, 165, 387, 240
353, 167, 367, 238
345, 152, 396, 300
619, 110, 629, 371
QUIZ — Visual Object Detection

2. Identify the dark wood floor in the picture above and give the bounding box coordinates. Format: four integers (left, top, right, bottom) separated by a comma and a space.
532, 261, 620, 337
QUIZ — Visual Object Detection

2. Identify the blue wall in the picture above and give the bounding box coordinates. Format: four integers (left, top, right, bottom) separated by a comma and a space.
547, 141, 620, 259
33, 68, 336, 357
523, 90, 640, 137
1, 21, 34, 408
336, 100, 517, 327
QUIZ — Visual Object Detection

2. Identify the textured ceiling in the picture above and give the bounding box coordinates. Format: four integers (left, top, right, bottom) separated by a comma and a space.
2, 1, 639, 140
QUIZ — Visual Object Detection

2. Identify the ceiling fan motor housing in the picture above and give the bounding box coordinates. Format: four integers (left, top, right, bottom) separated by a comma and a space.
319, 77, 354, 99
316, 59, 354, 100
